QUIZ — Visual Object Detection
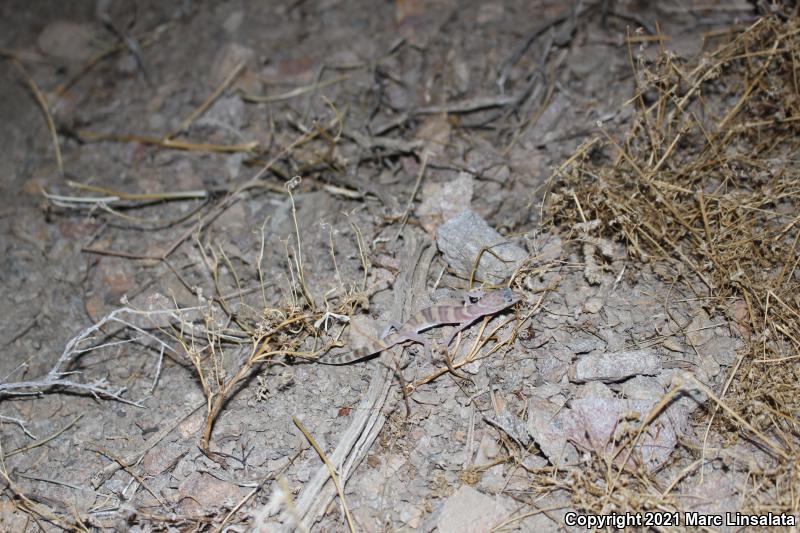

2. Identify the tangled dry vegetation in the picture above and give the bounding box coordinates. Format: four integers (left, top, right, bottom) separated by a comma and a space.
0, 182, 381, 528
539, 16, 800, 519
3, 8, 799, 530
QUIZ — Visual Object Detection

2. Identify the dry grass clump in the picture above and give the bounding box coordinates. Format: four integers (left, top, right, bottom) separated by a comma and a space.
172, 180, 370, 455
542, 15, 800, 517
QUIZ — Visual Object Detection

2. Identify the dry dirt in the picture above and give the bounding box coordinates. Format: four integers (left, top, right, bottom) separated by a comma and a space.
1, 1, 797, 532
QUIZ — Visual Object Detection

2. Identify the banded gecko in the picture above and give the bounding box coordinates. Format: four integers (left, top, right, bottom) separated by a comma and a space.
316, 288, 520, 365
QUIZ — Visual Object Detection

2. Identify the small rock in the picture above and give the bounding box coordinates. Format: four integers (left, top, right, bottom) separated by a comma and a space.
583, 297, 604, 313
37, 21, 96, 62
413, 390, 441, 406
223, 10, 245, 33
529, 382, 563, 400
491, 408, 531, 447
147, 111, 166, 131
476, 3, 505, 24
662, 338, 684, 353
178, 472, 243, 516
686, 310, 716, 346
436, 210, 527, 284
437, 485, 509, 533
478, 463, 506, 493
94, 257, 136, 304
567, 336, 602, 354
526, 396, 579, 466
179, 413, 204, 439
677, 467, 740, 517
570, 350, 661, 383
473, 434, 500, 466
416, 173, 473, 234
451, 55, 470, 95
563, 397, 677, 470
575, 381, 614, 399
522, 454, 548, 470
598, 328, 626, 352
698, 352, 721, 378
619, 376, 664, 402
705, 334, 742, 366
115, 54, 139, 77
461, 358, 483, 374
225, 152, 245, 180
529, 92, 570, 146
537, 348, 570, 383
397, 500, 424, 529
415, 114, 451, 159
211, 42, 255, 87
200, 95, 246, 132
143, 443, 185, 476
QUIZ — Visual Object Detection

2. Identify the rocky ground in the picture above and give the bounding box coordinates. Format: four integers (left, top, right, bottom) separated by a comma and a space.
1, 1, 797, 531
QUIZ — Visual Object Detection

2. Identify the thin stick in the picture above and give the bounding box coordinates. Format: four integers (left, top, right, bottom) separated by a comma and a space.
293, 417, 356, 533
286, 176, 315, 309
166, 59, 247, 139
7, 56, 63, 175
393, 151, 428, 241
5, 415, 83, 458
241, 74, 351, 103
76, 130, 259, 153
213, 450, 301, 533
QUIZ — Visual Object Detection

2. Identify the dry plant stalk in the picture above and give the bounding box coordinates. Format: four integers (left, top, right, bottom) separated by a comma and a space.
0, 307, 178, 404
172, 200, 368, 454
542, 15, 800, 517
176, 301, 331, 454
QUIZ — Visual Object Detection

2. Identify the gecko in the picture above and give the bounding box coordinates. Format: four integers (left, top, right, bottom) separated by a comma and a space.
316, 288, 520, 366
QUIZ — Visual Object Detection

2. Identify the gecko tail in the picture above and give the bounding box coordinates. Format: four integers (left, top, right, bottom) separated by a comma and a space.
316, 348, 371, 365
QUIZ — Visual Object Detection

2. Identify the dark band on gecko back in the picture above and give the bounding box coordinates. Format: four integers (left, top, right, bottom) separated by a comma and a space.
316, 289, 519, 365
317, 331, 401, 365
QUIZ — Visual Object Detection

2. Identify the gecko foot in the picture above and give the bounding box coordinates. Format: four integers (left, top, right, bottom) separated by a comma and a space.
441, 348, 474, 384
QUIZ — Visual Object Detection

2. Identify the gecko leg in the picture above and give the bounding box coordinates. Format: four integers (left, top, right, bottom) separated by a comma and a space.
392, 358, 412, 419
441, 325, 478, 384
397, 331, 472, 383
444, 319, 479, 348
381, 320, 405, 339
404, 332, 473, 384
377, 356, 412, 418
463, 289, 485, 305
440, 344, 474, 383
396, 331, 430, 356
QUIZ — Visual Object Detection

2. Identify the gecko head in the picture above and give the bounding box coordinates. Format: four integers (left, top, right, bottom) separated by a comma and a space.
477, 288, 520, 310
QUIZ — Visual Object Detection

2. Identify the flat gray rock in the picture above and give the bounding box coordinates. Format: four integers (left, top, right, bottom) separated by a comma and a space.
437, 485, 509, 533
436, 210, 526, 284
570, 350, 661, 383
